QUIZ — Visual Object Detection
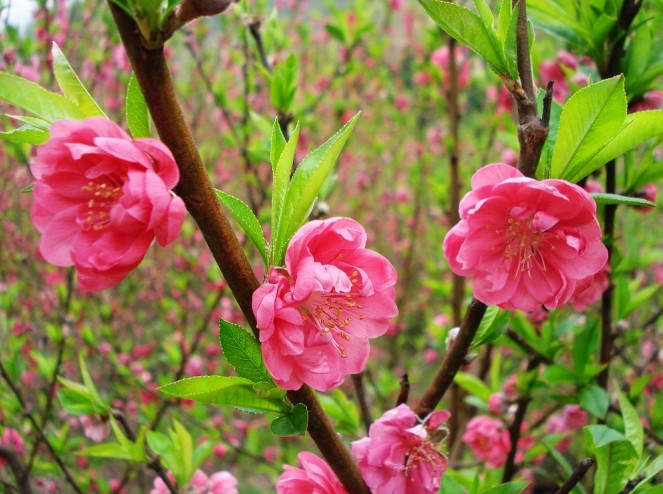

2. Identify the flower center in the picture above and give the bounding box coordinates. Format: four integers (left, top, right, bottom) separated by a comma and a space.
500, 216, 548, 276
404, 436, 447, 480
299, 271, 366, 358
79, 180, 123, 232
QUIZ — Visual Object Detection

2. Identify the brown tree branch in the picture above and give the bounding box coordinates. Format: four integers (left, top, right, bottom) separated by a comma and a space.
510, 0, 549, 178
414, 299, 487, 417
554, 458, 595, 494
107, 5, 369, 493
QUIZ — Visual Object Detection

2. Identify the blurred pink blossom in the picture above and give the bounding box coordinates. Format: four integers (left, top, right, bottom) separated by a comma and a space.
629, 90, 663, 113
352, 404, 450, 494
30, 118, 185, 291
0, 428, 25, 466
462, 415, 511, 468
570, 264, 610, 311
253, 217, 398, 391
443, 164, 608, 311
277, 451, 348, 494
635, 183, 657, 213
430, 45, 471, 90
151, 469, 238, 494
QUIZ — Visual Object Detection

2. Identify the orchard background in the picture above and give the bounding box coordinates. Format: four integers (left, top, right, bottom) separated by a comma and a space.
0, 0, 662, 493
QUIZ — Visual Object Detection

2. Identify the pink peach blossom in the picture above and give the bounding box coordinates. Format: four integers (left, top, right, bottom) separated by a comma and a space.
31, 118, 185, 291
277, 451, 348, 494
635, 183, 657, 213
352, 404, 450, 494
443, 164, 608, 311
462, 415, 511, 468
253, 217, 398, 391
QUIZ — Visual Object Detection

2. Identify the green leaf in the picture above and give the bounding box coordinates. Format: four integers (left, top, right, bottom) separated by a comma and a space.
594, 440, 639, 494
480, 482, 529, 494
271, 123, 300, 264
270, 403, 308, 436
272, 114, 359, 266
440, 474, 466, 494
0, 124, 49, 145
52, 43, 106, 118
472, 0, 494, 29
591, 193, 656, 208
57, 388, 104, 416
159, 376, 287, 413
585, 425, 626, 450
454, 372, 492, 401
125, 72, 151, 138
579, 385, 609, 419
172, 420, 194, 484
540, 364, 580, 385
418, 0, 506, 75
77, 442, 132, 460
146, 431, 179, 476
573, 318, 599, 377
215, 189, 268, 266
270, 117, 287, 172
550, 76, 627, 182
471, 305, 510, 348
581, 111, 663, 177
318, 389, 361, 436
219, 319, 273, 384
616, 387, 644, 457
269, 53, 298, 113
0, 72, 86, 122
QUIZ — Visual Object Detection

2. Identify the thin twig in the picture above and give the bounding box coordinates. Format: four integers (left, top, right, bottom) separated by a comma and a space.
554, 458, 595, 494
395, 373, 410, 406
112, 410, 177, 494
352, 373, 372, 435
0, 446, 34, 494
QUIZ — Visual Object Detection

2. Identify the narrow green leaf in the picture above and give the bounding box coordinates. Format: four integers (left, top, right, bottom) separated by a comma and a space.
497, 0, 511, 43
503, 1, 521, 80
591, 193, 656, 208
52, 42, 106, 118
540, 364, 580, 385
79, 355, 105, 409
270, 117, 287, 172
270, 403, 308, 436
579, 386, 609, 419
273, 114, 359, 266
454, 372, 492, 401
480, 482, 529, 494
77, 442, 133, 460
215, 189, 268, 266
550, 76, 627, 181
172, 420, 194, 483
271, 123, 300, 264
418, 0, 506, 75
219, 319, 273, 384
631, 454, 663, 494
0, 125, 49, 145
0, 72, 86, 122
616, 387, 643, 457
471, 305, 510, 348
580, 111, 663, 179
146, 431, 179, 476
126, 72, 151, 138
7, 114, 50, 129
472, 0, 494, 29
159, 376, 287, 413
